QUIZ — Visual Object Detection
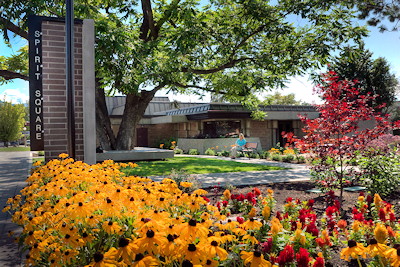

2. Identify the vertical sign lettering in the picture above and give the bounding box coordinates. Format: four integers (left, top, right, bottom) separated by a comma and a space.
28, 15, 44, 151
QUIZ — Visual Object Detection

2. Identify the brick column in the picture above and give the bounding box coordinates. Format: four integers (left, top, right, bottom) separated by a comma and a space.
41, 19, 84, 161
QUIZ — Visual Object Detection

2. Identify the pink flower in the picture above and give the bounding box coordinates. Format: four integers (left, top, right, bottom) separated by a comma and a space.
261, 238, 273, 254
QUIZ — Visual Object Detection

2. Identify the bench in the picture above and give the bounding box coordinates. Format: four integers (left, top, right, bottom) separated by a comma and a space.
241, 142, 258, 159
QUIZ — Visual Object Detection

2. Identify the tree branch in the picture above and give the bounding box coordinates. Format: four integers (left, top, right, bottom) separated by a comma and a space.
171, 82, 227, 95
231, 24, 267, 57
0, 70, 28, 81
0, 16, 28, 39
139, 0, 156, 41
181, 57, 254, 74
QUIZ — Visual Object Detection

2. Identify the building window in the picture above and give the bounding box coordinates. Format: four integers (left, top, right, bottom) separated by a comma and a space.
203, 120, 241, 138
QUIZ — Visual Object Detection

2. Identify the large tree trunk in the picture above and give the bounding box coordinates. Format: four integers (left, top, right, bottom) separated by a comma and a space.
95, 85, 117, 150
115, 90, 157, 150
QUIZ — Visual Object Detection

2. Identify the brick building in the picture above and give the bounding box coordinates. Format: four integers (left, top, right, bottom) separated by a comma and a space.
105, 96, 319, 153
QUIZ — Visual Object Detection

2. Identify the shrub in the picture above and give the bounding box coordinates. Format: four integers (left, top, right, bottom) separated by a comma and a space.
358, 148, 400, 197
272, 154, 282, 161
204, 148, 216, 156
216, 150, 230, 157
261, 150, 270, 159
38, 151, 44, 156
188, 148, 199, 155
155, 137, 177, 150
174, 148, 183, 154
296, 155, 306, 164
168, 168, 201, 192
282, 154, 294, 162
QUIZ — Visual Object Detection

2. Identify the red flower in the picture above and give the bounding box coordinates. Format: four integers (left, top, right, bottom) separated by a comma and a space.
296, 248, 310, 267
305, 222, 319, 236
261, 238, 273, 253
307, 199, 315, 207
379, 208, 386, 222
313, 257, 325, 267
277, 244, 295, 266
202, 196, 210, 202
389, 212, 396, 222
286, 197, 293, 203
253, 187, 261, 196
326, 206, 338, 217
222, 201, 228, 207
236, 217, 244, 224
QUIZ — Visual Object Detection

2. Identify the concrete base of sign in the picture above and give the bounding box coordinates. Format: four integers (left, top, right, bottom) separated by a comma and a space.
96, 147, 174, 162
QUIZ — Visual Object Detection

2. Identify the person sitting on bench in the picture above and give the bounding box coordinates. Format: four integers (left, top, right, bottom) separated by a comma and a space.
230, 133, 246, 159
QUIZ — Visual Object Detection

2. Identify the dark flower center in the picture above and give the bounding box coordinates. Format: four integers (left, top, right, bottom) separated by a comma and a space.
119, 237, 130, 247
82, 233, 88, 238
348, 240, 357, 248
107, 199, 112, 203
182, 260, 193, 267
108, 221, 113, 226
135, 253, 144, 261
146, 230, 155, 238
167, 234, 174, 242
65, 234, 70, 239
94, 252, 104, 262
78, 202, 83, 206
211, 241, 218, 246
189, 219, 197, 226
254, 251, 262, 257
369, 239, 378, 245
188, 244, 196, 252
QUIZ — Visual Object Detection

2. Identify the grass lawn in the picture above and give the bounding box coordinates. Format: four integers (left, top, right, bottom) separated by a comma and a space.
0, 146, 30, 152
122, 156, 285, 176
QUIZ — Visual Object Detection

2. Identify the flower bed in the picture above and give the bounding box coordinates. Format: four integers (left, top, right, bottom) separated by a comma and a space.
3, 154, 400, 266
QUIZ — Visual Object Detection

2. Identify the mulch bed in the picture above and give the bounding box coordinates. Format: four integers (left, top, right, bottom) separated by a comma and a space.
205, 181, 400, 266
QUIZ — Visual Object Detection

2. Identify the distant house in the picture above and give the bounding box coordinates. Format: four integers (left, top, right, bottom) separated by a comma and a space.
105, 96, 319, 152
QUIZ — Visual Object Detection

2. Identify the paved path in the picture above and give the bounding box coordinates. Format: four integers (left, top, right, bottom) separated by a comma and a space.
0, 151, 31, 267
152, 154, 311, 187
0, 152, 311, 266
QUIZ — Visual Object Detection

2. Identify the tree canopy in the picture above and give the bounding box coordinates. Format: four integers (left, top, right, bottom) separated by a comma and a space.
262, 92, 307, 105
1, 0, 372, 150
0, 100, 26, 145
327, 45, 398, 110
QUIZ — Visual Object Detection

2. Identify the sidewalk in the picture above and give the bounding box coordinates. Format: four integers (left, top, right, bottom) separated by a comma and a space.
153, 154, 311, 187
0, 151, 31, 267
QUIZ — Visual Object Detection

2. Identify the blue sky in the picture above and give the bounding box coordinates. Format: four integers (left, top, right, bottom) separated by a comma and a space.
1, 18, 399, 104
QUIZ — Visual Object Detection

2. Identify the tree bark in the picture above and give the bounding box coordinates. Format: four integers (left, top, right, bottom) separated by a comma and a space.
95, 84, 116, 150
115, 90, 157, 150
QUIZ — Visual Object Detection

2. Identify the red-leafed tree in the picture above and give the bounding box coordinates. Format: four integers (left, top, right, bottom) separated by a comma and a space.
296, 71, 398, 208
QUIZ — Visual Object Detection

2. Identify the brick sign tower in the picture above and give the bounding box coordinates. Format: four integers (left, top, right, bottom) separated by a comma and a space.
28, 16, 96, 163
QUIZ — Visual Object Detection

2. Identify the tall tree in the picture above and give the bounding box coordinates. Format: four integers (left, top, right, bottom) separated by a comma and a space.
327, 45, 398, 111
262, 92, 307, 105
0, 100, 26, 146
1, 0, 368, 151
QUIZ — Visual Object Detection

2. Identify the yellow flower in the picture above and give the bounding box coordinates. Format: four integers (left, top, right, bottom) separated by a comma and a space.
262, 205, 271, 220
340, 240, 366, 261
222, 189, 231, 201
240, 251, 272, 267
374, 194, 383, 209
199, 238, 228, 261
366, 239, 389, 258
248, 207, 257, 218
270, 217, 283, 236
102, 221, 122, 235
374, 223, 388, 244
180, 182, 193, 188
243, 218, 262, 231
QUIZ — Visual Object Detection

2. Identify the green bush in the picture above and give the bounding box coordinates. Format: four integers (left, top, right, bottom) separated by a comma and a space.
216, 150, 230, 157
261, 151, 270, 159
155, 137, 177, 150
282, 154, 294, 162
38, 151, 45, 156
358, 149, 400, 197
296, 155, 306, 164
271, 154, 282, 161
204, 148, 216, 156
174, 148, 183, 154
189, 149, 200, 155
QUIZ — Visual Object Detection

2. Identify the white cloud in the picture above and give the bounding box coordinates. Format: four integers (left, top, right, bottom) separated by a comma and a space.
0, 89, 29, 104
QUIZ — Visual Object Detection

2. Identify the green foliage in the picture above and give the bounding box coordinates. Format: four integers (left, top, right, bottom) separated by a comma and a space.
216, 150, 230, 157
282, 154, 295, 162
0, 100, 26, 144
173, 148, 183, 154
271, 154, 282, 161
188, 149, 200, 155
0, 46, 28, 84
326, 45, 398, 110
155, 137, 177, 150
204, 148, 216, 156
38, 151, 45, 156
262, 92, 307, 105
358, 148, 400, 197
261, 150, 270, 159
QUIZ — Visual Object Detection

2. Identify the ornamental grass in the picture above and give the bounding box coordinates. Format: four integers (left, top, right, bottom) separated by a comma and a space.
3, 154, 400, 267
